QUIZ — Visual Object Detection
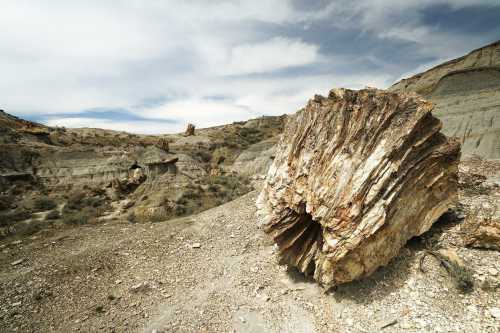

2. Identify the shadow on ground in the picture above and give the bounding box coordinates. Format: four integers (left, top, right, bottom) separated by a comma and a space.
305, 209, 465, 305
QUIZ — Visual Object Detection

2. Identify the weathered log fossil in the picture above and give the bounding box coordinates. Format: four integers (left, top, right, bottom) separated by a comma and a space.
185, 123, 195, 136
257, 88, 460, 287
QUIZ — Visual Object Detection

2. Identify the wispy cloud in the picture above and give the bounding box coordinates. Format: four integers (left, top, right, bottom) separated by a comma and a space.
224, 37, 320, 75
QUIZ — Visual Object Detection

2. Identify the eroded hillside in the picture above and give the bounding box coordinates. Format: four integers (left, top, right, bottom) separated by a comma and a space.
390, 40, 500, 159
0, 110, 285, 238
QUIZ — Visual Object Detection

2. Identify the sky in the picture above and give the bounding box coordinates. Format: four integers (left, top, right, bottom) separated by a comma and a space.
1, 0, 499, 134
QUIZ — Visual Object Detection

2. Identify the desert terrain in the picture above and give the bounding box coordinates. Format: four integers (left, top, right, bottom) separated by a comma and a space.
0, 42, 499, 333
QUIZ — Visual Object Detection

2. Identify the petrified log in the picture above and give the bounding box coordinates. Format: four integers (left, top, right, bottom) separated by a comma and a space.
185, 123, 195, 136
257, 88, 460, 288
157, 138, 170, 152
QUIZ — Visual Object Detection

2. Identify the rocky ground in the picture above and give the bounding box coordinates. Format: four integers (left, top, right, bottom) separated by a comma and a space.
0, 158, 499, 333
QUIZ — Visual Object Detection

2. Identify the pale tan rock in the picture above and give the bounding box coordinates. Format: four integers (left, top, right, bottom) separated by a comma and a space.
463, 218, 500, 250
257, 88, 460, 288
437, 248, 464, 266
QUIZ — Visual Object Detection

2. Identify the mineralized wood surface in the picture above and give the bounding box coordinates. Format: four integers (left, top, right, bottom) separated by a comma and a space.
257, 88, 461, 287
185, 123, 195, 136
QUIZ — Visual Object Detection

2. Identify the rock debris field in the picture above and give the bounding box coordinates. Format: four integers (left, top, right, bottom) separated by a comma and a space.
1, 178, 499, 332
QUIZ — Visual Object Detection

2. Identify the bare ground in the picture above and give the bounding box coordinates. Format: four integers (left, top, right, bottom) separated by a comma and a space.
0, 189, 499, 333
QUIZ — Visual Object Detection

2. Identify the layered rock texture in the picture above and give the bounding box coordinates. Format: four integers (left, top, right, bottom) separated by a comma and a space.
257, 88, 461, 287
0, 109, 284, 236
390, 40, 500, 159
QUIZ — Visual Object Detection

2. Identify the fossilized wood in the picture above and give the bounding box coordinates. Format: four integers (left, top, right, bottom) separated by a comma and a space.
257, 88, 460, 288
157, 138, 170, 152
185, 123, 195, 136
464, 219, 500, 250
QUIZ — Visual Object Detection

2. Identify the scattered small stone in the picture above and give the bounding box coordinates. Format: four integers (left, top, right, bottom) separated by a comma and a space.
488, 268, 498, 276
380, 319, 398, 329
33, 289, 47, 301
11, 259, 24, 266
11, 240, 22, 245
130, 282, 150, 293
121, 199, 135, 209
12, 302, 21, 307
192, 243, 201, 249
489, 307, 500, 319
115, 279, 122, 284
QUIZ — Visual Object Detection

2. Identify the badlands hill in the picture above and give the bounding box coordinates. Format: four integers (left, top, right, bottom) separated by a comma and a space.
0, 109, 284, 238
390, 40, 500, 159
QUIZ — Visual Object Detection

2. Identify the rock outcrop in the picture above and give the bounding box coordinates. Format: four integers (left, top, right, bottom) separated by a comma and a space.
390, 40, 500, 159
257, 88, 460, 287
185, 123, 195, 136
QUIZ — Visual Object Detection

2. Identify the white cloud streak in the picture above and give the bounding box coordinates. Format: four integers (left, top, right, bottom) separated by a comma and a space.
45, 117, 183, 135
225, 37, 319, 75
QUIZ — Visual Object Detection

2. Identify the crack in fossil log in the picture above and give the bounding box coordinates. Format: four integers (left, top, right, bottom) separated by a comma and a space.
266, 205, 323, 275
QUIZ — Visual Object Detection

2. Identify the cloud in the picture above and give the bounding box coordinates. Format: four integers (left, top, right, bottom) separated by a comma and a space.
1, 0, 499, 133
141, 99, 257, 129
45, 117, 183, 135
326, 0, 500, 58
224, 37, 319, 75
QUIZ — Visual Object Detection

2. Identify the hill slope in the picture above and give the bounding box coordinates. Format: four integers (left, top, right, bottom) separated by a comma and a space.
390, 40, 500, 159
0, 110, 285, 237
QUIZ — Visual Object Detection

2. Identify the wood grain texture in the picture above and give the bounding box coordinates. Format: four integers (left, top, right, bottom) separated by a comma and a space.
257, 88, 461, 287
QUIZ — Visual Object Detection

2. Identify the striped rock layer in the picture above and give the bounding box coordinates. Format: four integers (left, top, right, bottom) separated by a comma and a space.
257, 88, 460, 288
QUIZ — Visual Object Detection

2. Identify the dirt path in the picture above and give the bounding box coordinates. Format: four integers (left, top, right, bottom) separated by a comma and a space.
1, 192, 499, 332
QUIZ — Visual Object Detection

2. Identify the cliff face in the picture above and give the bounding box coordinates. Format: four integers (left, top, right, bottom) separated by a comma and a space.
390, 41, 500, 159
